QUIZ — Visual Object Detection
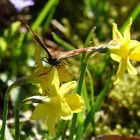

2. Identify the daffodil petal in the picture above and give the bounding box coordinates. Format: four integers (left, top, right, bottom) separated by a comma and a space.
127, 58, 137, 75
110, 53, 121, 62
65, 94, 84, 113
60, 81, 77, 96
128, 40, 140, 51
45, 102, 60, 136
108, 40, 122, 55
130, 52, 140, 61
129, 43, 140, 61
46, 113, 58, 137
113, 59, 126, 84
31, 98, 60, 136
123, 18, 132, 40
60, 101, 72, 120
47, 67, 60, 96
30, 103, 49, 120
113, 23, 123, 40
29, 72, 47, 85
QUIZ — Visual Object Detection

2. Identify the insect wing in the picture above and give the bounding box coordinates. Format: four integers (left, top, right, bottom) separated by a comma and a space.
57, 64, 73, 82
57, 47, 93, 60
23, 21, 52, 58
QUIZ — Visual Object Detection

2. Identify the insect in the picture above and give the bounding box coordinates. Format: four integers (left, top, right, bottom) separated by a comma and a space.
23, 21, 106, 66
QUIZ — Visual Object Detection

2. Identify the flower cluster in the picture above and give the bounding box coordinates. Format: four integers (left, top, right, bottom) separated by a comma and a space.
28, 46, 83, 136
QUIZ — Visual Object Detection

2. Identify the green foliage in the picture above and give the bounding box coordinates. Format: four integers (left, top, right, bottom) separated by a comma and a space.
94, 72, 140, 136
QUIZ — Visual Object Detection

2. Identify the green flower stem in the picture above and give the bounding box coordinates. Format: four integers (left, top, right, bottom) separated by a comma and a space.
0, 87, 12, 140
54, 121, 64, 139
0, 82, 17, 140
14, 98, 26, 140
68, 53, 88, 140
0, 77, 29, 140
76, 75, 113, 140
15, 108, 20, 140
68, 45, 108, 140
68, 50, 93, 140
77, 44, 108, 95
86, 69, 94, 105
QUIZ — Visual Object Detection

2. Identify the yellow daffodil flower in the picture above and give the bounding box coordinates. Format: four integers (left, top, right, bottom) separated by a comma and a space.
28, 46, 73, 95
108, 18, 140, 84
29, 46, 73, 87
30, 67, 84, 136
